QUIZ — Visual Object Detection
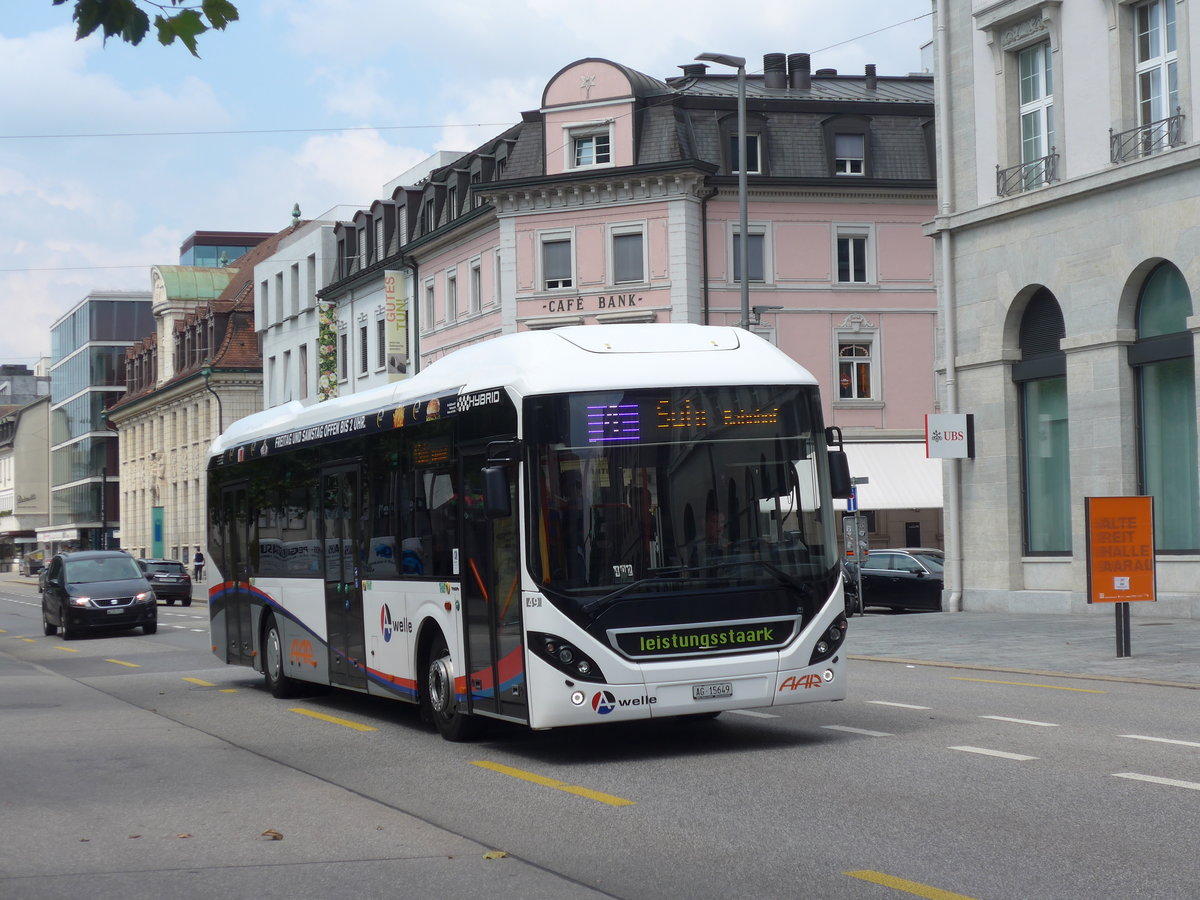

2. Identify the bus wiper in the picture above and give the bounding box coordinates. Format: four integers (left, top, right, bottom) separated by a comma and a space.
579, 569, 692, 613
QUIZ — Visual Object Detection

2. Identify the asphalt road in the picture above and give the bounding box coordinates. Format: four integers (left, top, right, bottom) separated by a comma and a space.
2, 580, 1198, 900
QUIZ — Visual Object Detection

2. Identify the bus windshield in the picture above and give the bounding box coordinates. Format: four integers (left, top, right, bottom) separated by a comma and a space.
527, 385, 839, 611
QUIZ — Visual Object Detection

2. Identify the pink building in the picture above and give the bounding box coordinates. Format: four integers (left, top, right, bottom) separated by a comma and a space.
311, 53, 941, 546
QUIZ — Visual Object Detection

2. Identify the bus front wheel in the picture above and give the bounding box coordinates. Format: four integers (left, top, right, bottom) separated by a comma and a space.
423, 632, 482, 742
263, 614, 300, 699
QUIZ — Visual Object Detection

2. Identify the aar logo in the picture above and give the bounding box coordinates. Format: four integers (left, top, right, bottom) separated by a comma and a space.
591, 691, 617, 715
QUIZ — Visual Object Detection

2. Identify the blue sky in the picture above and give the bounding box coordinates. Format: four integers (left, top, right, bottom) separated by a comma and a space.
0, 0, 933, 367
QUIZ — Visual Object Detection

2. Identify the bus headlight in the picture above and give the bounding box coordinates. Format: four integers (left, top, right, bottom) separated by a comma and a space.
529, 631, 606, 683
809, 614, 848, 665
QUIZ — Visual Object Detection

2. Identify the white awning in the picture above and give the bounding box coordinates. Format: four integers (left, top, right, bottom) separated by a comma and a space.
836, 442, 943, 510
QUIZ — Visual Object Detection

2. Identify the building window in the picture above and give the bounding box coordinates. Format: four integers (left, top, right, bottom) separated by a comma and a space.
1130, 262, 1198, 551
375, 218, 385, 262
571, 129, 612, 168
376, 317, 386, 370
445, 271, 457, 323
358, 323, 368, 376
298, 343, 309, 400
469, 260, 482, 315
493, 249, 502, 306
423, 280, 435, 332
612, 231, 644, 284
836, 230, 870, 284
731, 230, 765, 283
834, 133, 865, 175
728, 133, 761, 174
1014, 289, 1071, 554
542, 237, 573, 290
447, 186, 457, 220
837, 340, 873, 400
422, 198, 436, 234
1018, 41, 1054, 186
1136, 0, 1178, 130
357, 227, 367, 269
338, 331, 349, 381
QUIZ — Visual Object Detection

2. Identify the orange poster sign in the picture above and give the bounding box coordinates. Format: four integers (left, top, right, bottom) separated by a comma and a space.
1085, 496, 1156, 603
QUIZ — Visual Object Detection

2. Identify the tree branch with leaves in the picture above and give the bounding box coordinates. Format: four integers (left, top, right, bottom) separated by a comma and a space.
54, 0, 239, 57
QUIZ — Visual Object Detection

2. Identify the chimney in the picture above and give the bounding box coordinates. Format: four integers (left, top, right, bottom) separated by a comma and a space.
764, 53, 787, 89
816, 68, 838, 76
865, 64, 877, 91
680, 63, 708, 78
788, 53, 811, 90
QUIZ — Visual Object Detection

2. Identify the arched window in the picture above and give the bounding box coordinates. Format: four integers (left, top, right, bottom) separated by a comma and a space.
1130, 263, 1198, 551
1014, 288, 1071, 553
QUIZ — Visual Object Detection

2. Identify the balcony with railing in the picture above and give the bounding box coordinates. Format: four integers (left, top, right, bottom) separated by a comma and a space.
996, 151, 1059, 197
1110, 110, 1185, 163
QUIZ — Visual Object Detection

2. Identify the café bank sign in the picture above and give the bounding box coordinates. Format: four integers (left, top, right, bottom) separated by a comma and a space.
540, 292, 643, 314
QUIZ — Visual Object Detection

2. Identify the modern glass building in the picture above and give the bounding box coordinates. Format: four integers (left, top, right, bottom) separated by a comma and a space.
179, 230, 273, 268
43, 291, 153, 550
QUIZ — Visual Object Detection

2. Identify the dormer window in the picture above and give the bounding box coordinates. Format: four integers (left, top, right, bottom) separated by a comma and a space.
834, 133, 865, 175
728, 133, 761, 174
566, 122, 614, 170
823, 116, 871, 177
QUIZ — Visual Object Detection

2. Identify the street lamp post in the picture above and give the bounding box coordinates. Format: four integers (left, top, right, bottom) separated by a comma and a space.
200, 361, 224, 434
696, 52, 749, 330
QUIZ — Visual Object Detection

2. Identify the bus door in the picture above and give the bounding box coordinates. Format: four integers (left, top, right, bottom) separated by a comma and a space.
321, 462, 367, 690
460, 448, 526, 721
218, 480, 254, 666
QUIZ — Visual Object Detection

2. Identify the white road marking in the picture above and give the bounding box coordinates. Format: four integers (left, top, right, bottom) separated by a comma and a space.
980, 715, 1059, 727
1113, 773, 1200, 791
823, 725, 894, 737
949, 746, 1037, 761
1120, 734, 1200, 749
867, 701, 931, 710
726, 709, 778, 719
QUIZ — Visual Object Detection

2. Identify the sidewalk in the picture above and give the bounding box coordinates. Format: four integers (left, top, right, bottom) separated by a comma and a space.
846, 609, 1200, 688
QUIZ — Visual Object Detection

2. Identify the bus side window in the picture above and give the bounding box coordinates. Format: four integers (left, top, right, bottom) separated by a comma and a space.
424, 470, 457, 577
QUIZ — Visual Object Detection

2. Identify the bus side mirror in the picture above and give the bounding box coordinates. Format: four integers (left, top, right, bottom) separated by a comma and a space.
828, 450, 852, 499
483, 466, 512, 518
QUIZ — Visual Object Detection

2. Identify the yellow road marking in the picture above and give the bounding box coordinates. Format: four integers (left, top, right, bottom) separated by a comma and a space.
951, 676, 1104, 693
105, 658, 141, 668
53, 646, 80, 653
183, 677, 216, 686
289, 707, 377, 732
20, 637, 35, 643
472, 760, 635, 807
219, 688, 238, 693
846, 869, 981, 900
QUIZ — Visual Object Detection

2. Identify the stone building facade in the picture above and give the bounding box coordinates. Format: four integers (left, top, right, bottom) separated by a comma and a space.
931, 0, 1200, 615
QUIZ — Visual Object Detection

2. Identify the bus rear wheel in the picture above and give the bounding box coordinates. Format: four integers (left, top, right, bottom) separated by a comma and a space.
423, 632, 482, 742
263, 614, 300, 699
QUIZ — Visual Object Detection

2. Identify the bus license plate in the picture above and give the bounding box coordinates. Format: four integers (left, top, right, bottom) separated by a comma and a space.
693, 681, 732, 700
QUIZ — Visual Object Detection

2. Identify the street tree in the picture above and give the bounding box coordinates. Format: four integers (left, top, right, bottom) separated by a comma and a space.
52, 0, 239, 57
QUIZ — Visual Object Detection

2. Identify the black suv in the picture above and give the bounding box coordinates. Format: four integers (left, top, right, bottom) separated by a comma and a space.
138, 558, 193, 606
41, 550, 158, 639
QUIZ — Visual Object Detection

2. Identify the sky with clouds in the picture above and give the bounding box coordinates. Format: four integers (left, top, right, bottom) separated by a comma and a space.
0, 0, 933, 368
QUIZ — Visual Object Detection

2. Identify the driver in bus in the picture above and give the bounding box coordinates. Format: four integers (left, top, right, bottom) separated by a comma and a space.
689, 509, 730, 574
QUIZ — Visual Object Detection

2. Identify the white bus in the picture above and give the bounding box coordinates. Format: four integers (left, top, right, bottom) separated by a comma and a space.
206, 324, 853, 740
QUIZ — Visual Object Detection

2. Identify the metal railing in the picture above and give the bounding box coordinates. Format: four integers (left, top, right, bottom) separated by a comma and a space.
1110, 110, 1185, 163
996, 150, 1059, 197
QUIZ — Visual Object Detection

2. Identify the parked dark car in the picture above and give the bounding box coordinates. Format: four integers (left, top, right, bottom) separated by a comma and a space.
137, 558, 193, 606
41, 550, 158, 639
858, 548, 944, 612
